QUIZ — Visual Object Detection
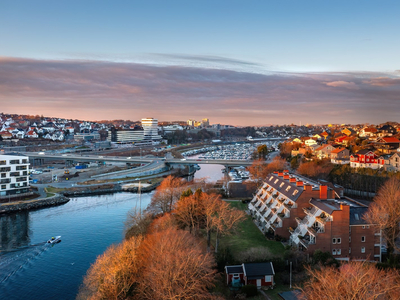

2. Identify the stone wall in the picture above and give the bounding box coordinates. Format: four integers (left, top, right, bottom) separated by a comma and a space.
0, 195, 70, 215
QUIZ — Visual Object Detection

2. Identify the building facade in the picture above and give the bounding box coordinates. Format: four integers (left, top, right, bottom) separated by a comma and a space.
141, 118, 161, 141
107, 127, 144, 143
248, 171, 381, 261
0, 155, 30, 196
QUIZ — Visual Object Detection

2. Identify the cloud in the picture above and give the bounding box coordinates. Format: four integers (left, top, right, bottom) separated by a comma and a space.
0, 57, 398, 125
324, 81, 358, 89
363, 77, 400, 87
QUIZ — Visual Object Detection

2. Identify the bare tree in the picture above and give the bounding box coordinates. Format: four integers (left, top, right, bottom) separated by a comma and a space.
137, 228, 217, 300
124, 208, 153, 239
246, 157, 286, 191
300, 261, 400, 300
364, 177, 400, 254
79, 236, 143, 300
175, 193, 203, 234
147, 175, 186, 214
214, 201, 246, 253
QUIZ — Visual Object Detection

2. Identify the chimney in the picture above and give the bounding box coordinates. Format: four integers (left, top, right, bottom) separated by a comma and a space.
290, 178, 296, 183
304, 184, 312, 192
320, 185, 328, 200
296, 181, 303, 187
278, 172, 284, 177
284, 174, 290, 180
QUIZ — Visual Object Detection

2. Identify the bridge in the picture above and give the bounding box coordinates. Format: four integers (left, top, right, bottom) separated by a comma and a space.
22, 152, 254, 167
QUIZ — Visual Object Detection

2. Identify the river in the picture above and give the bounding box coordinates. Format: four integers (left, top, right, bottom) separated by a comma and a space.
0, 163, 224, 300
0, 192, 152, 300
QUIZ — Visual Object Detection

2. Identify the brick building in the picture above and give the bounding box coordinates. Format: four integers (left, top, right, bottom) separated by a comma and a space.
248, 171, 381, 261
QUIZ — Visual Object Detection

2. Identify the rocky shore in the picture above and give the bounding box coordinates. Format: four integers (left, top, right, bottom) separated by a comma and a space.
0, 195, 70, 215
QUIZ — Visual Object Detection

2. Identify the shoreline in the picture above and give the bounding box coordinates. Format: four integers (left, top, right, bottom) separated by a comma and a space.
0, 181, 161, 215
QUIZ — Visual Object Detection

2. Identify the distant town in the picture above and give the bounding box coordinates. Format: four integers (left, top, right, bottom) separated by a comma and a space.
1, 112, 400, 299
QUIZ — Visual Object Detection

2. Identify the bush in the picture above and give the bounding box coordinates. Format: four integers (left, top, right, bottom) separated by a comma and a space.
216, 247, 235, 272
241, 284, 258, 297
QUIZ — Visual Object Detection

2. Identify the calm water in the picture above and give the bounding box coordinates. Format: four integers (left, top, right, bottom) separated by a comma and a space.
0, 163, 223, 300
0, 192, 152, 300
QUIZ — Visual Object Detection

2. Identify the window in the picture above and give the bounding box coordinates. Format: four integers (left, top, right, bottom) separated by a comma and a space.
1, 185, 6, 189
274, 179, 279, 184
361, 236, 365, 242
233, 273, 240, 279
1, 173, 5, 178
362, 225, 365, 229
349, 237, 351, 243
355, 214, 359, 221
366, 225, 369, 229
293, 190, 299, 196
361, 247, 365, 253
349, 248, 351, 254
332, 249, 336, 255
265, 275, 272, 282
337, 249, 341, 255
286, 186, 291, 192
280, 182, 284, 188
332, 238, 336, 244
337, 238, 341, 244
269, 176, 274, 181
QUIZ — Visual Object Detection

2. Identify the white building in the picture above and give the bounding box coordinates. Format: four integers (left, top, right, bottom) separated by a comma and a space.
141, 118, 162, 141
0, 155, 30, 196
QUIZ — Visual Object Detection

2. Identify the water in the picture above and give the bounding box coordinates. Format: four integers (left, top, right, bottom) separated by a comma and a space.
191, 155, 225, 183
0, 192, 152, 300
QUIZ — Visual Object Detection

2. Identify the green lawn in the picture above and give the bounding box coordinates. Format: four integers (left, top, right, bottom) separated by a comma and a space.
219, 201, 285, 257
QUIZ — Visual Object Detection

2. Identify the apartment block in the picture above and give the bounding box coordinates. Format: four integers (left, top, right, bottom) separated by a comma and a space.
0, 155, 30, 196
248, 171, 381, 261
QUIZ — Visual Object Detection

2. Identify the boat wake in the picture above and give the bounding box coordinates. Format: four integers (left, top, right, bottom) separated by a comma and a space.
0, 242, 49, 284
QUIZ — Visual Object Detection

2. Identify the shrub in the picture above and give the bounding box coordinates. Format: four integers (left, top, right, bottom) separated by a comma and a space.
241, 284, 258, 297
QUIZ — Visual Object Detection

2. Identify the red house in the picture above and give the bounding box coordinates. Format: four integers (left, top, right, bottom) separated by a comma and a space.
350, 149, 383, 169
225, 262, 275, 289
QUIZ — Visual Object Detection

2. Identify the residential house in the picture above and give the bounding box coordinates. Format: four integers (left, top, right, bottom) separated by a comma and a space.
315, 144, 336, 159
305, 138, 318, 147
0, 131, 12, 139
341, 128, 356, 136
26, 130, 39, 138
359, 126, 378, 138
320, 131, 330, 140
350, 149, 382, 169
225, 262, 275, 289
374, 137, 400, 154
330, 147, 350, 164
380, 152, 400, 172
378, 124, 397, 137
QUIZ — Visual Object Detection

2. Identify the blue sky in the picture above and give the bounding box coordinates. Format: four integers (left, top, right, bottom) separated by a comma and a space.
0, 1, 399, 125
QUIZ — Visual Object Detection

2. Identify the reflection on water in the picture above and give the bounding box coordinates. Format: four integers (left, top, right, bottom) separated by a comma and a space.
0, 192, 152, 300
0, 211, 31, 251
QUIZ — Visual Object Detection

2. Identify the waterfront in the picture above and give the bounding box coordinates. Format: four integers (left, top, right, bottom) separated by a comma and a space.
0, 192, 152, 300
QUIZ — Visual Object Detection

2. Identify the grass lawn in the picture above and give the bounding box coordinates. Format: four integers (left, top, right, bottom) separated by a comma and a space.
45, 186, 66, 193
219, 201, 285, 257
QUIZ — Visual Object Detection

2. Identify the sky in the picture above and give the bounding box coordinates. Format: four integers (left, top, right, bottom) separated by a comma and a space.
0, 0, 399, 126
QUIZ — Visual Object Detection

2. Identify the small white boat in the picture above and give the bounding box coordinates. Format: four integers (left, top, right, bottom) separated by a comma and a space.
47, 236, 61, 244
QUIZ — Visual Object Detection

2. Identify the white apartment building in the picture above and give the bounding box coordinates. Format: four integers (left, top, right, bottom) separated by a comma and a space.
0, 155, 30, 196
141, 118, 161, 141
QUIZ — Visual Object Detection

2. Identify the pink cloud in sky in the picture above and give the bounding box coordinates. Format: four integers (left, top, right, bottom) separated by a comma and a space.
324, 81, 358, 89
0, 57, 399, 125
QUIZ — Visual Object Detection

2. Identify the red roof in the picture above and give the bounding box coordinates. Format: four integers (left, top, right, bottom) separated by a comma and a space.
331, 147, 347, 154
380, 137, 400, 143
